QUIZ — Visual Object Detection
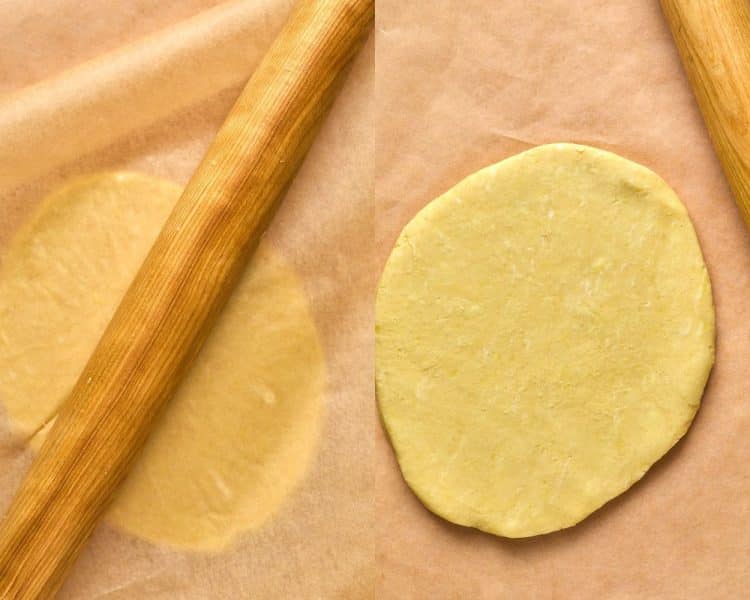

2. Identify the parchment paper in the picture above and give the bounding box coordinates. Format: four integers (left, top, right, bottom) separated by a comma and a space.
0, 1, 374, 597
3, 0, 750, 598
375, 1, 750, 598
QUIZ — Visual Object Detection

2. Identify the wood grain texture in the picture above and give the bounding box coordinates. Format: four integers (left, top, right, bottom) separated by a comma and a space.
0, 0, 373, 597
661, 0, 750, 231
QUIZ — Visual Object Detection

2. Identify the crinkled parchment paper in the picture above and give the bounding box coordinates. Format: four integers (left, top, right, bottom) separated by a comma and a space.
0, 1, 374, 597
375, 1, 750, 598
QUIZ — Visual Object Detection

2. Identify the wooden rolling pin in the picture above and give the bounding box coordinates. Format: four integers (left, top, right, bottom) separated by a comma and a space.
0, 0, 372, 597
661, 0, 750, 231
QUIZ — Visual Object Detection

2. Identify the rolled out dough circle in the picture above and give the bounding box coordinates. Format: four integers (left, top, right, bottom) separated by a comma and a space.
0, 172, 326, 550
376, 143, 715, 538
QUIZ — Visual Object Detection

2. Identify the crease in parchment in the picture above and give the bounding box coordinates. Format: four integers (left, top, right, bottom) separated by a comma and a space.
0, 0, 295, 193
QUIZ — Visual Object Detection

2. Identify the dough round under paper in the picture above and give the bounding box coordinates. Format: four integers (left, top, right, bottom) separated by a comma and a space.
376, 143, 715, 538
0, 172, 325, 550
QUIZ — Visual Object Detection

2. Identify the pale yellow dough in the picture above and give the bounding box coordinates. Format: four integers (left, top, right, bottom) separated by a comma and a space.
376, 143, 715, 538
0, 172, 325, 550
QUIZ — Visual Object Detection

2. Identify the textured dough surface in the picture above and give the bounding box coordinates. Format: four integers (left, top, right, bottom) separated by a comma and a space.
376, 144, 715, 538
0, 172, 325, 550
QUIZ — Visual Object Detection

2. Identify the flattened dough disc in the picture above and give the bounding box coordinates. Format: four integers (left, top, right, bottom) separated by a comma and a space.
0, 172, 325, 550
376, 143, 715, 538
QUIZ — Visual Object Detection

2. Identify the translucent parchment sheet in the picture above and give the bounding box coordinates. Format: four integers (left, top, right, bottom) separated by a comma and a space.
0, 0, 375, 597
374, 1, 750, 598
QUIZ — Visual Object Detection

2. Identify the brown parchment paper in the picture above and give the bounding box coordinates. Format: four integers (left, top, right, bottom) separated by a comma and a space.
0, 1, 374, 598
4, 0, 750, 598
375, 1, 750, 599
